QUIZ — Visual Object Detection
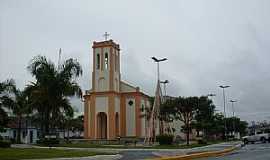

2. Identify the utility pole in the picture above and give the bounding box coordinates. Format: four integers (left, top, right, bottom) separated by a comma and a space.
147, 57, 167, 143
230, 100, 237, 137
160, 80, 169, 98
219, 85, 230, 140
57, 48, 62, 71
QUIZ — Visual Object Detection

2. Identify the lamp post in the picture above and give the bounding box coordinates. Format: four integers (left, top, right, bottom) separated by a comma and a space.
151, 57, 167, 140
230, 100, 237, 137
151, 57, 167, 82
160, 80, 169, 97
219, 85, 230, 140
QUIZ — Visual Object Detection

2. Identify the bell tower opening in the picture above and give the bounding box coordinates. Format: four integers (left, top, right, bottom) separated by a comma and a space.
97, 54, 100, 69
105, 52, 108, 69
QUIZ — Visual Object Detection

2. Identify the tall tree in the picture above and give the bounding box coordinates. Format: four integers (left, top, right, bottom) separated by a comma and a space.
209, 113, 225, 139
26, 55, 82, 136
194, 96, 215, 139
159, 98, 175, 134
225, 117, 248, 137
173, 97, 197, 145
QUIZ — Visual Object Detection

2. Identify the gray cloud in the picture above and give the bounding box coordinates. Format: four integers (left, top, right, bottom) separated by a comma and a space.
1, 0, 270, 123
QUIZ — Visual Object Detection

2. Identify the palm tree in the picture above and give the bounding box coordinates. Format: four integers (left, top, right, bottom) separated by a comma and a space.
1, 80, 31, 143
0, 79, 16, 132
26, 55, 82, 136
7, 89, 30, 143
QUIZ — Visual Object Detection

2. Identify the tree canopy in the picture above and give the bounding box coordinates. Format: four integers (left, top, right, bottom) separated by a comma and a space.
26, 55, 82, 136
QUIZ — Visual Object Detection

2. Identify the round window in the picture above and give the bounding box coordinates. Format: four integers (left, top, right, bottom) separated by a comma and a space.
128, 100, 134, 106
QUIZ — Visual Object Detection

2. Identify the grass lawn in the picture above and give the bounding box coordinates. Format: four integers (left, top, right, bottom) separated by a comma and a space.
0, 148, 105, 160
47, 141, 222, 149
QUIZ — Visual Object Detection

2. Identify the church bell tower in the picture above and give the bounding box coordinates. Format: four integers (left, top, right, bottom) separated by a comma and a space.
84, 36, 150, 140
92, 39, 121, 92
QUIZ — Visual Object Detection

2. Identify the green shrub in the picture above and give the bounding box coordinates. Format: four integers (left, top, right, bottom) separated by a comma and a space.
10, 138, 16, 144
156, 134, 174, 145
197, 139, 207, 145
37, 138, 60, 146
0, 140, 11, 148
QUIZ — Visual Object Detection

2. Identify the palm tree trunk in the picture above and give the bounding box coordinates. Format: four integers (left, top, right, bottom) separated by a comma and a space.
17, 115, 22, 143
186, 121, 190, 146
67, 128, 70, 141
44, 111, 50, 135
187, 127, 190, 145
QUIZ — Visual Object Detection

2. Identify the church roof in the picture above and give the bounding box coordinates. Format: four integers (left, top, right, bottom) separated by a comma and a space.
92, 39, 120, 50
120, 80, 150, 97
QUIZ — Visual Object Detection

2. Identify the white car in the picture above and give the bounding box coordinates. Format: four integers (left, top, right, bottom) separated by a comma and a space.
242, 131, 270, 144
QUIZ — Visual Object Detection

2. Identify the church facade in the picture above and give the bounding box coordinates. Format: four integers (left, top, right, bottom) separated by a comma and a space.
84, 39, 150, 140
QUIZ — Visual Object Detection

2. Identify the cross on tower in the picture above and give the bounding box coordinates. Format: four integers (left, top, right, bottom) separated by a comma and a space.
103, 32, 110, 41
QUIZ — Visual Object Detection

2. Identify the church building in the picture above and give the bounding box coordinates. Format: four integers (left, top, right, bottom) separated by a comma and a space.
84, 39, 151, 140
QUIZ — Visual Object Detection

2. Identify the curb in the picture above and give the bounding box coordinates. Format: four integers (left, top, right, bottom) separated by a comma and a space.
23, 154, 123, 160
154, 144, 242, 160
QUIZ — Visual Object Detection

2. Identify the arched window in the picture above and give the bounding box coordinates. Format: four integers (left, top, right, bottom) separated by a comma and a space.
105, 53, 108, 69
97, 54, 100, 69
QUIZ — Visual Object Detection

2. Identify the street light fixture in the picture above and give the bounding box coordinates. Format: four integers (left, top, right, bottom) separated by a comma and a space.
160, 80, 169, 97
219, 85, 230, 140
151, 57, 167, 81
229, 100, 237, 117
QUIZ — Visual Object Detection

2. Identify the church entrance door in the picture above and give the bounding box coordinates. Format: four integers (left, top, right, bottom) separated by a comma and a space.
115, 113, 119, 136
97, 112, 107, 139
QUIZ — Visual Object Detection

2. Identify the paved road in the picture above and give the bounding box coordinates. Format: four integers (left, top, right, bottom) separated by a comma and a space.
119, 151, 157, 160
119, 142, 240, 160
199, 142, 270, 160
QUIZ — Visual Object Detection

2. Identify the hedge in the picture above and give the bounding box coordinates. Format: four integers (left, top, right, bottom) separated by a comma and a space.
0, 140, 11, 148
156, 134, 174, 145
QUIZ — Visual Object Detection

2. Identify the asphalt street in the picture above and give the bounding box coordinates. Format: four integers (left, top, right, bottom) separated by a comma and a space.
119, 150, 157, 160
199, 142, 270, 160
119, 142, 240, 160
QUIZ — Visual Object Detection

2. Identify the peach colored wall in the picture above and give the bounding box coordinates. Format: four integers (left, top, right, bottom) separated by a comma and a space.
108, 94, 115, 139
126, 97, 136, 136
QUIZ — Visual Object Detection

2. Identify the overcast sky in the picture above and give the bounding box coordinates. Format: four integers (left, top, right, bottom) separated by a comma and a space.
1, 0, 270, 122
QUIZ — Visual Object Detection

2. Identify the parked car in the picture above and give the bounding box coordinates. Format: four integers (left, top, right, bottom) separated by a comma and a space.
242, 131, 270, 144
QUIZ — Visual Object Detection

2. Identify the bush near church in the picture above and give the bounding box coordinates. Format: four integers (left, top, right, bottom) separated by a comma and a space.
156, 134, 174, 145
0, 136, 11, 148
197, 139, 207, 145
0, 140, 11, 148
37, 138, 60, 146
